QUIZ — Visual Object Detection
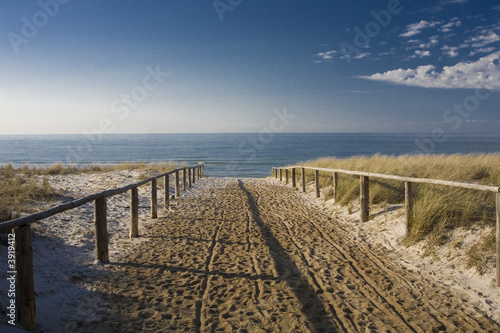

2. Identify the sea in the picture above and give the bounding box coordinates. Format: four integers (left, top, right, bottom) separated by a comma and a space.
0, 133, 499, 178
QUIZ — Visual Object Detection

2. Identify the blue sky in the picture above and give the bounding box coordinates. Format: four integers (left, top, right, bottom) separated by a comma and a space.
0, 0, 499, 134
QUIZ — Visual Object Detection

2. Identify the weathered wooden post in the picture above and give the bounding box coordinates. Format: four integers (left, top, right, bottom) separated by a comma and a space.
315, 170, 320, 198
182, 169, 187, 191
94, 197, 109, 263
188, 168, 192, 188
175, 170, 180, 198
15, 225, 36, 331
130, 187, 139, 238
164, 174, 170, 206
405, 182, 413, 237
192, 167, 196, 184
360, 176, 369, 222
151, 178, 158, 219
285, 169, 289, 185
496, 192, 500, 287
332, 172, 338, 203
202, 164, 204, 177
292, 168, 296, 188
279, 169, 283, 182
301, 168, 306, 193
197, 166, 201, 180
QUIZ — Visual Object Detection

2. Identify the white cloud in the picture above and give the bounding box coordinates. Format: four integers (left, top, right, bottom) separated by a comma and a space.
359, 51, 500, 91
400, 20, 441, 37
353, 52, 371, 60
469, 46, 496, 56
439, 17, 461, 33
315, 50, 338, 61
466, 32, 500, 48
420, 36, 439, 49
315, 49, 371, 62
413, 50, 431, 58
442, 45, 459, 57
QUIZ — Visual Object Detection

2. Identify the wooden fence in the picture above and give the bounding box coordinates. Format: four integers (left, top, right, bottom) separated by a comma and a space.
272, 166, 500, 287
0, 164, 204, 330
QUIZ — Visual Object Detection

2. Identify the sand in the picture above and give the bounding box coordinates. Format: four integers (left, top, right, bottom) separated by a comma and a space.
1, 172, 500, 332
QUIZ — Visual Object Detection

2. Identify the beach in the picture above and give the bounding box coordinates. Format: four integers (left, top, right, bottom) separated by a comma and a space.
1, 170, 500, 332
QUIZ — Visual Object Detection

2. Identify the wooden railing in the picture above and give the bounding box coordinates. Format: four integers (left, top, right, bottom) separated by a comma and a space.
272, 166, 500, 286
0, 164, 204, 330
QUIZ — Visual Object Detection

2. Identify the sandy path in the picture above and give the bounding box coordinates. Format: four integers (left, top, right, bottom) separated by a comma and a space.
80, 178, 500, 332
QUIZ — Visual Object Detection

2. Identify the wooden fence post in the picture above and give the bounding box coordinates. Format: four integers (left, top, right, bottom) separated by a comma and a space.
279, 169, 283, 182
94, 197, 109, 263
360, 176, 369, 222
285, 169, 289, 185
151, 178, 158, 219
332, 172, 338, 204
496, 192, 500, 287
164, 174, 170, 206
197, 166, 201, 180
292, 168, 296, 188
315, 170, 320, 198
192, 167, 196, 184
182, 169, 187, 191
130, 187, 139, 238
175, 170, 180, 198
301, 168, 306, 193
15, 225, 36, 331
188, 168, 192, 188
202, 164, 204, 177
405, 182, 413, 237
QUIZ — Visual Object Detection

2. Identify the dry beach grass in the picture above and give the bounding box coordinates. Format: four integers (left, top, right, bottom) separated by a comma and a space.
293, 153, 500, 272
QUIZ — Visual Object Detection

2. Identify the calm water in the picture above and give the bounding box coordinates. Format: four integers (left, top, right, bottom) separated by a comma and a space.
0, 133, 499, 177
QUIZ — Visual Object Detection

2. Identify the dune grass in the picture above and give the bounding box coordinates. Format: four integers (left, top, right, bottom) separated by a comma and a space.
0, 170, 55, 222
2, 161, 178, 176
288, 154, 500, 273
0, 162, 179, 223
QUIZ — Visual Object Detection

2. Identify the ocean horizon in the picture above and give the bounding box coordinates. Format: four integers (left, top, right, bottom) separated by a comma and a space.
1, 133, 499, 178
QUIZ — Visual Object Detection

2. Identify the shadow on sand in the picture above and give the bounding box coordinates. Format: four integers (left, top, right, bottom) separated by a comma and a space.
237, 180, 339, 333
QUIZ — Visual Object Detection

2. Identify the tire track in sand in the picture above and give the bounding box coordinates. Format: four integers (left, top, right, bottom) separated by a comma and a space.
78, 178, 500, 332
241, 178, 499, 332
237, 180, 341, 333
195, 209, 225, 332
